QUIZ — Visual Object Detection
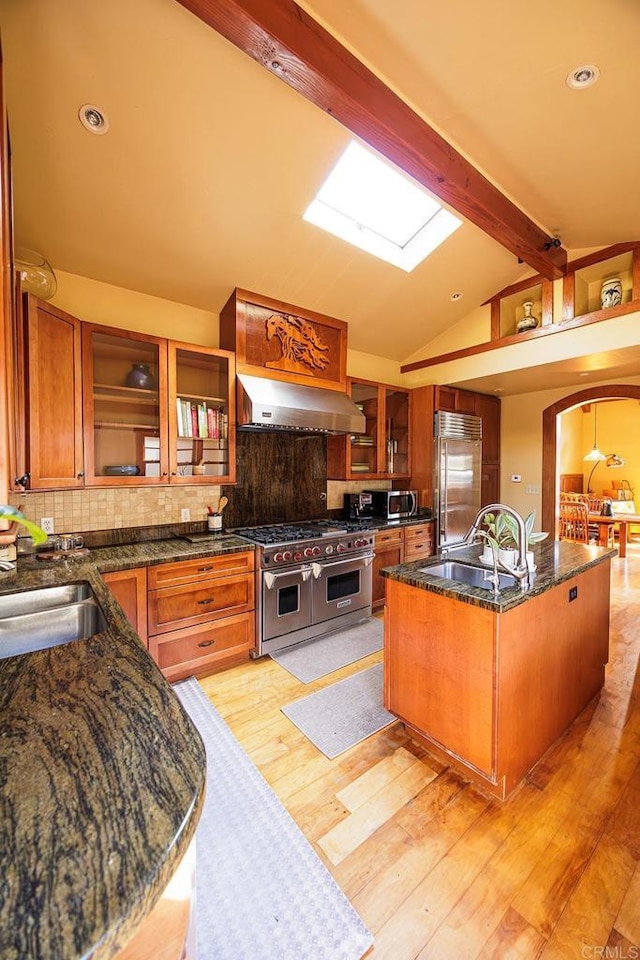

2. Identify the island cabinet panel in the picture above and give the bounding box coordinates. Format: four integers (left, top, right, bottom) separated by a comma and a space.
384, 557, 612, 799
496, 562, 611, 795
384, 578, 496, 776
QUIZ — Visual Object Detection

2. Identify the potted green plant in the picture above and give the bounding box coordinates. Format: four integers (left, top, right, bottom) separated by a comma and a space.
481, 510, 548, 569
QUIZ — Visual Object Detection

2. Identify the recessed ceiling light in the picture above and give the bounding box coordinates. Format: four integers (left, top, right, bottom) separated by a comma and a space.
493, 387, 504, 393
578, 371, 591, 377
78, 104, 109, 135
450, 292, 463, 301
565, 65, 600, 90
303, 141, 462, 272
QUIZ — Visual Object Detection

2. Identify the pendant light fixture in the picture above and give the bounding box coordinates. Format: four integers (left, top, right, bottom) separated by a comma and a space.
584, 405, 606, 463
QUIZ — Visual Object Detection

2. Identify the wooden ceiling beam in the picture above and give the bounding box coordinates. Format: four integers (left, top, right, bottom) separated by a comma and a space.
176, 0, 567, 279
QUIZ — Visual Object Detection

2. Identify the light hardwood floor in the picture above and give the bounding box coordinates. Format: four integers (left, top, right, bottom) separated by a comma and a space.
199, 545, 640, 959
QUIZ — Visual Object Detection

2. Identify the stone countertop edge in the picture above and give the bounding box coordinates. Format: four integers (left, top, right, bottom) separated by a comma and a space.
0, 534, 255, 960
380, 539, 617, 612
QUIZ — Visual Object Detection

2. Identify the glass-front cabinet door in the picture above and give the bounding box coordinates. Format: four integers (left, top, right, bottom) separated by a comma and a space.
384, 386, 410, 477
349, 380, 380, 477
82, 325, 168, 484
168, 342, 235, 484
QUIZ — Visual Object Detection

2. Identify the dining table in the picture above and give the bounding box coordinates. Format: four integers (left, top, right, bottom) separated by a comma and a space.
588, 512, 640, 558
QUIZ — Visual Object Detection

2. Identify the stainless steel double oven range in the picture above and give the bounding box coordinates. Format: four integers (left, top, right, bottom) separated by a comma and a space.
234, 521, 375, 657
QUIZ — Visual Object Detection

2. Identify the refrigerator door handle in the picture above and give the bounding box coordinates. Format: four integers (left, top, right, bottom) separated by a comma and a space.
440, 442, 448, 543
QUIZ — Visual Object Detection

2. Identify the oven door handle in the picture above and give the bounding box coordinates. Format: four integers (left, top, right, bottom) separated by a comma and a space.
264, 567, 312, 590
311, 554, 374, 579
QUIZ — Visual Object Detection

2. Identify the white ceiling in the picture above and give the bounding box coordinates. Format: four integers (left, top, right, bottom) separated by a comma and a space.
1, 0, 639, 386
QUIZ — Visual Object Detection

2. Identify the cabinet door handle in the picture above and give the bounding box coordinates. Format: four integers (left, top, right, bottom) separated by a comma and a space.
77, 472, 85, 479
197, 598, 215, 605
198, 638, 216, 648
198, 566, 214, 572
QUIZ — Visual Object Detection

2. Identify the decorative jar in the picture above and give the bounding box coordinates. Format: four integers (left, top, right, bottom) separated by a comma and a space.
125, 363, 155, 389
516, 301, 538, 333
600, 278, 622, 310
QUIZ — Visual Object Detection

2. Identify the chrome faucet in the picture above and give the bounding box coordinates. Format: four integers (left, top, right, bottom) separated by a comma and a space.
474, 529, 501, 595
464, 502, 530, 586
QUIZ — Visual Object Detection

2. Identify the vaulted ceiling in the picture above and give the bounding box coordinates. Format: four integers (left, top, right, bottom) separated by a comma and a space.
1, 0, 639, 381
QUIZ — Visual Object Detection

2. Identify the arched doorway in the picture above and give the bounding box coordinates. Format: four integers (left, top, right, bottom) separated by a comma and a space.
542, 384, 640, 535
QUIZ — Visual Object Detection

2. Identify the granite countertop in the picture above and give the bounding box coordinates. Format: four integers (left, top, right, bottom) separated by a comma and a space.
0, 532, 254, 960
381, 538, 617, 612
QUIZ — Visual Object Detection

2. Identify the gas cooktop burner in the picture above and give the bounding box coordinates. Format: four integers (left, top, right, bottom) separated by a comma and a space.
234, 520, 376, 545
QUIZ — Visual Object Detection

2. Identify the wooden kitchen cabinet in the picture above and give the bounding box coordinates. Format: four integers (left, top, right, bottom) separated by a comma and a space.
82, 324, 168, 485
102, 567, 148, 646
147, 551, 255, 680
372, 521, 434, 609
22, 296, 84, 489
82, 325, 236, 486
327, 377, 410, 480
372, 528, 403, 609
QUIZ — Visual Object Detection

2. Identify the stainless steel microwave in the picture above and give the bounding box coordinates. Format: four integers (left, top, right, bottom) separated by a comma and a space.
365, 489, 418, 521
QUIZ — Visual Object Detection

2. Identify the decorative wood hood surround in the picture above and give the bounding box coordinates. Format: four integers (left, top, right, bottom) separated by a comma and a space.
175, 0, 567, 280
219, 287, 348, 391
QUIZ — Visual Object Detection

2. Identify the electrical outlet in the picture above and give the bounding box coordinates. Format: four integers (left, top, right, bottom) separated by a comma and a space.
40, 517, 55, 534
180, 508, 190, 523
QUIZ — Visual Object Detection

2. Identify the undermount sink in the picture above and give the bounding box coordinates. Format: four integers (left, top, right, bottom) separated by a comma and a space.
0, 582, 106, 659
419, 560, 518, 591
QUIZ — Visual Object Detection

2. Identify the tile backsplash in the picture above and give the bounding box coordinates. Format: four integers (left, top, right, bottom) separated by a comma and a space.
9, 485, 222, 535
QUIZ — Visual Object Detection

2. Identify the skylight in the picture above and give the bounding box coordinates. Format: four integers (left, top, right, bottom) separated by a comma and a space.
303, 141, 462, 272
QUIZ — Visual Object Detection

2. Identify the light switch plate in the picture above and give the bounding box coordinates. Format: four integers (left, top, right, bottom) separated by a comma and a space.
180, 508, 190, 522
525, 485, 540, 495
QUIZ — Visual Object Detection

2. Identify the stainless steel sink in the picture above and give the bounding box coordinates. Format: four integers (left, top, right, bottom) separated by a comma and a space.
419, 561, 518, 591
0, 583, 106, 659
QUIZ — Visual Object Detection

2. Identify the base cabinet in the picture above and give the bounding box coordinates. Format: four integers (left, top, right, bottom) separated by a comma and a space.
372, 522, 434, 610
102, 567, 148, 646
147, 551, 255, 680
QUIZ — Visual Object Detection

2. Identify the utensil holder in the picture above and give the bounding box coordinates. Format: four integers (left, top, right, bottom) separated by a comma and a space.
208, 515, 222, 532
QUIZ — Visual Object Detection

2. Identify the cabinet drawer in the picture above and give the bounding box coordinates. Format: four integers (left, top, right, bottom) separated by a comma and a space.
404, 522, 434, 543
404, 538, 434, 562
375, 528, 403, 548
148, 572, 255, 635
149, 612, 255, 682
147, 550, 254, 589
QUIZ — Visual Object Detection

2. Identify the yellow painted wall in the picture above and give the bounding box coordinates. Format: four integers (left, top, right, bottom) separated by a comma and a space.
580, 400, 639, 500
51, 271, 219, 346
558, 405, 584, 475
500, 375, 640, 526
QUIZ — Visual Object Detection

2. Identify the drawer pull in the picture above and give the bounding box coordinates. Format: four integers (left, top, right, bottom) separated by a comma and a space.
198, 566, 215, 572
198, 598, 215, 605
198, 638, 216, 648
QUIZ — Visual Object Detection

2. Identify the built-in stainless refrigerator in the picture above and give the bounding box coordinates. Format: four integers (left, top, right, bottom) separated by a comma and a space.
434, 411, 482, 550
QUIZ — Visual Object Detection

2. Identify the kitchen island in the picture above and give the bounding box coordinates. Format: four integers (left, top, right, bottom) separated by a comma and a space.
382, 539, 616, 799
0, 530, 254, 960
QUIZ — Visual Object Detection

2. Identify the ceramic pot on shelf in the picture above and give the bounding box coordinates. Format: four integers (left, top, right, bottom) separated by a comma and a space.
126, 363, 155, 389
516, 301, 538, 333
600, 277, 622, 310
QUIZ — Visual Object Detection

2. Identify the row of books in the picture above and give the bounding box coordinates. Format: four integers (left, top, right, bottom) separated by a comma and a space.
176, 399, 228, 439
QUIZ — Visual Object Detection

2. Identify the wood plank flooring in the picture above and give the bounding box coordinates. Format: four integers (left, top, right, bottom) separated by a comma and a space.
199, 545, 640, 959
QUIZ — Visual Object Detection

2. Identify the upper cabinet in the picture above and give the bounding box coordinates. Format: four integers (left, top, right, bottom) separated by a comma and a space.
327, 378, 410, 480
24, 296, 84, 489
168, 341, 235, 484
15, 308, 236, 490
82, 324, 168, 485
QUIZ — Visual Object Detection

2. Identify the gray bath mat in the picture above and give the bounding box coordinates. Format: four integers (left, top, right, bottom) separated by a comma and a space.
173, 677, 373, 960
270, 617, 383, 683
281, 663, 396, 759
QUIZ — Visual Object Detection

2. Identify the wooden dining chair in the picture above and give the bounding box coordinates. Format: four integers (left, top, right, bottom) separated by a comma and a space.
559, 500, 590, 543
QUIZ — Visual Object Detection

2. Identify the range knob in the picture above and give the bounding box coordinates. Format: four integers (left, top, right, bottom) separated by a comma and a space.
303, 547, 314, 558
325, 544, 334, 554
336, 542, 346, 553
274, 552, 284, 563
293, 551, 302, 561
282, 550, 293, 562
312, 546, 321, 556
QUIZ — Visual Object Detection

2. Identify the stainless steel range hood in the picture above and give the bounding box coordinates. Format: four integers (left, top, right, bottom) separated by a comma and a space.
236, 373, 365, 435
